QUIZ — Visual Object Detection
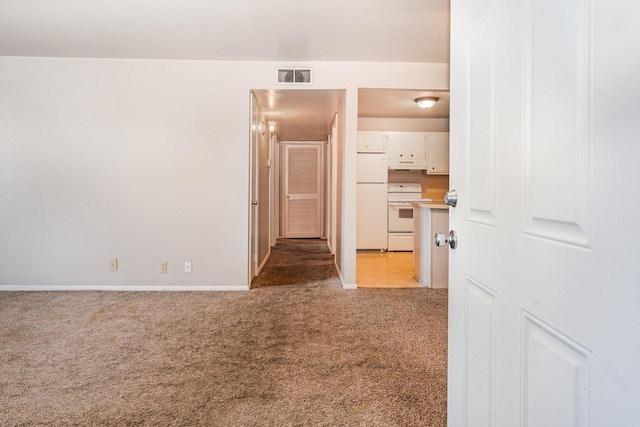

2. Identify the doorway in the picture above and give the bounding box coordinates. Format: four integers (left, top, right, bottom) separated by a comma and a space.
355, 88, 451, 288
249, 89, 345, 286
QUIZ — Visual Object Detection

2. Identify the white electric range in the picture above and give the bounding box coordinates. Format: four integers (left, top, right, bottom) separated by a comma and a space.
387, 183, 432, 251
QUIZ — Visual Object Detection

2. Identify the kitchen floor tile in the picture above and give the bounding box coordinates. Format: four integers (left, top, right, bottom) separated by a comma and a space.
356, 251, 422, 288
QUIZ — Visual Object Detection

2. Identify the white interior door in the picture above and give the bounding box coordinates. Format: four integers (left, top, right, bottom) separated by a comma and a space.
249, 95, 260, 280
449, 0, 640, 426
283, 142, 323, 238
326, 132, 334, 251
269, 133, 278, 247
330, 115, 338, 254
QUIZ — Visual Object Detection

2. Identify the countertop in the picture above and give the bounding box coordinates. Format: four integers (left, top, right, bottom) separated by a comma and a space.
412, 202, 449, 209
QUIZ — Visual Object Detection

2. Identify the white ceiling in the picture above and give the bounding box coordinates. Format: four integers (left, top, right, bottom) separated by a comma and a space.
253, 89, 346, 141
253, 89, 450, 141
0, 0, 450, 141
0, 0, 449, 62
358, 89, 450, 120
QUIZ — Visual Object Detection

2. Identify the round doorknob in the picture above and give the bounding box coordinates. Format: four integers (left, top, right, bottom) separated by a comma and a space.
434, 230, 458, 249
444, 190, 458, 207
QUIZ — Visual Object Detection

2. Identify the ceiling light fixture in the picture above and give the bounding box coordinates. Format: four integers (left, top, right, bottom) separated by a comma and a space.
415, 97, 439, 109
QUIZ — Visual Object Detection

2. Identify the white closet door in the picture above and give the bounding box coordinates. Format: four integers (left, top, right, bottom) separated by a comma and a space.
284, 142, 323, 238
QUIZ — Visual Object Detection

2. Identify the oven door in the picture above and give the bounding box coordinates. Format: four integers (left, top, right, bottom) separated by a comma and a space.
388, 201, 415, 232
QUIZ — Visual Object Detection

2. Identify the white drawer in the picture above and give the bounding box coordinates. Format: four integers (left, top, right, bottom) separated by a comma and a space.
388, 232, 414, 252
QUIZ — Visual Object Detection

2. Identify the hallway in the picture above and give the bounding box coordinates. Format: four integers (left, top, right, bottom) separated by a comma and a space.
251, 239, 338, 288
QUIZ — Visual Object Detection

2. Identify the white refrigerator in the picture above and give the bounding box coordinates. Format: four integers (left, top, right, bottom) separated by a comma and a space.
356, 153, 388, 250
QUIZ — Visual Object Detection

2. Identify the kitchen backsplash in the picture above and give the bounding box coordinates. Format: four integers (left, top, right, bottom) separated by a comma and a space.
388, 170, 448, 201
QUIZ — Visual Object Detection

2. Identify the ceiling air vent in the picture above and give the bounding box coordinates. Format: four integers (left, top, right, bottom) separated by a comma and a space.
276, 68, 312, 84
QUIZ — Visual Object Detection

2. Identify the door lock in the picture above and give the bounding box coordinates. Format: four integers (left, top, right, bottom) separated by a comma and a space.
434, 230, 458, 249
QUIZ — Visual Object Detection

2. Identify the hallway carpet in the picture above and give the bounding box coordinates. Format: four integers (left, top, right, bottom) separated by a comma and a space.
251, 238, 338, 288
0, 240, 448, 426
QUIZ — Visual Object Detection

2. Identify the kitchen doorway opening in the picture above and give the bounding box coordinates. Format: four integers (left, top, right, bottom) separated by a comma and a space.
356, 88, 451, 289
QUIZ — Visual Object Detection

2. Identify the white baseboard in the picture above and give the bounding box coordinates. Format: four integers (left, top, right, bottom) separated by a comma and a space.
0, 284, 250, 292
335, 261, 357, 290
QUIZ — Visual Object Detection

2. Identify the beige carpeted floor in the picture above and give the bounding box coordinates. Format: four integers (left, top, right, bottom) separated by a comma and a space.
0, 239, 447, 426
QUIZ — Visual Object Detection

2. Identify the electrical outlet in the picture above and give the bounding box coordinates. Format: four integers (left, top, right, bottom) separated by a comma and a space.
109, 258, 118, 272
160, 261, 168, 274
184, 261, 192, 273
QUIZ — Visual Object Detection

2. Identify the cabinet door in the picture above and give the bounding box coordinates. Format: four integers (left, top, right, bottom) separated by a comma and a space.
386, 132, 407, 160
427, 132, 450, 174
406, 132, 428, 161
357, 131, 387, 152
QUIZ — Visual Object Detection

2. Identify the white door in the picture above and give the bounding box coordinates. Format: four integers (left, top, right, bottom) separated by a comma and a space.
269, 133, 278, 247
249, 94, 260, 280
283, 142, 323, 238
356, 183, 388, 249
449, 0, 640, 426
330, 115, 338, 254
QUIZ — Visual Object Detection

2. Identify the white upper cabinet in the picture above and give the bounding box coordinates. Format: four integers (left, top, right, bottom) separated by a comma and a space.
358, 131, 449, 173
385, 131, 406, 154
406, 132, 428, 162
386, 132, 404, 160
387, 132, 428, 170
426, 132, 449, 175
357, 131, 387, 153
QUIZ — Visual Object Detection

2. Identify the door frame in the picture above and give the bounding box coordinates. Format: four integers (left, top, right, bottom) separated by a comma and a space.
248, 93, 260, 283
329, 114, 338, 254
269, 131, 279, 246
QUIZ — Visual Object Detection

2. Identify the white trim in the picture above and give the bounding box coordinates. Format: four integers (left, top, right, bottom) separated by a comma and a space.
336, 263, 357, 289
0, 285, 250, 292
256, 250, 271, 276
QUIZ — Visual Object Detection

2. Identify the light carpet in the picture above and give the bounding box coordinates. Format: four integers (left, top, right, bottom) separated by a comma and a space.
0, 239, 447, 426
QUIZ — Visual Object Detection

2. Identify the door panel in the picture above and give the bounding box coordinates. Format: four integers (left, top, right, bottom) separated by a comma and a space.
284, 142, 323, 238
523, 0, 591, 248
467, 1, 497, 227
464, 276, 496, 427
450, 0, 640, 426
522, 312, 590, 427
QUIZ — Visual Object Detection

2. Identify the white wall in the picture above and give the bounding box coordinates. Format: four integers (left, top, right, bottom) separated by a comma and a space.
0, 57, 448, 289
